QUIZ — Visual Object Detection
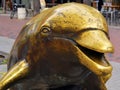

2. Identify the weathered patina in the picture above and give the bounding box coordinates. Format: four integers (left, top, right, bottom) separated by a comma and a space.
0, 3, 114, 90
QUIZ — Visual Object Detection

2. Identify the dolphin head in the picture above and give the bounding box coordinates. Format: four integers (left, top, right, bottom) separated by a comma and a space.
0, 3, 114, 90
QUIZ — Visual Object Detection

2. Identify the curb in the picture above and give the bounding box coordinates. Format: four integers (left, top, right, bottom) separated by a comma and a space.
109, 26, 120, 29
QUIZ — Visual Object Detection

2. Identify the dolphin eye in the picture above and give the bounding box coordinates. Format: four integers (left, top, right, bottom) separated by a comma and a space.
40, 27, 51, 36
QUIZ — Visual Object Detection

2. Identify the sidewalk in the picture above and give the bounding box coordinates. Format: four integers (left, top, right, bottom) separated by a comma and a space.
0, 14, 120, 89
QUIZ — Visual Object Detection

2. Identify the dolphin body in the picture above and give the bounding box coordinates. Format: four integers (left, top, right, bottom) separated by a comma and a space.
0, 3, 113, 90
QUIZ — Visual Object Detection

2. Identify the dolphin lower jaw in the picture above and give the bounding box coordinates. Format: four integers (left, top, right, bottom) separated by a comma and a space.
70, 44, 112, 90
73, 44, 112, 83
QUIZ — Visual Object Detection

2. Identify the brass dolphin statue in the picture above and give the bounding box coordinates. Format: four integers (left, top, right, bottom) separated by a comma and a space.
0, 3, 114, 90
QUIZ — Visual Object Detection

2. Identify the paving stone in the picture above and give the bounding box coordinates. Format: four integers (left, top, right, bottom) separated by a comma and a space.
106, 62, 120, 90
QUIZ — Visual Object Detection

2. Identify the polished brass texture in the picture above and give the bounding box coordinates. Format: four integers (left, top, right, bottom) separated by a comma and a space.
0, 3, 114, 90
0, 60, 29, 90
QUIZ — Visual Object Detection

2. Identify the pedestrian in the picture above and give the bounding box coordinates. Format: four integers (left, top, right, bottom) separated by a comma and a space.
98, 0, 103, 11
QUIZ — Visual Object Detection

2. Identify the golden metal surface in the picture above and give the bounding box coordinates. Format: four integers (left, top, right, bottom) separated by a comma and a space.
0, 3, 114, 90
74, 30, 113, 53
0, 60, 29, 90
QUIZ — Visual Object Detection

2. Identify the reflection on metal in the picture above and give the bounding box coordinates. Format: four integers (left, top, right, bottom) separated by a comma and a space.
0, 60, 29, 90
0, 3, 114, 90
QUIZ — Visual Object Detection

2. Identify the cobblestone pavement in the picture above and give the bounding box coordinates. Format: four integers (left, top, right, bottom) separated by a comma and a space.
0, 15, 29, 39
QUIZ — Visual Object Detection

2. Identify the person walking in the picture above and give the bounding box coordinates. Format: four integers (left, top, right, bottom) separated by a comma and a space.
98, 0, 103, 11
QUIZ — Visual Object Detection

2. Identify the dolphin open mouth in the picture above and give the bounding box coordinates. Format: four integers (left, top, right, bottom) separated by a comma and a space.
63, 38, 112, 84
73, 40, 112, 75
78, 44, 109, 67
53, 37, 112, 78
67, 38, 110, 67
66, 39, 112, 89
